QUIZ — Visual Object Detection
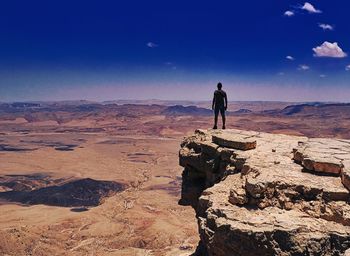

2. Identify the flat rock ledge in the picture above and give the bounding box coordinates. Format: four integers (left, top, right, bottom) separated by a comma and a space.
179, 129, 350, 256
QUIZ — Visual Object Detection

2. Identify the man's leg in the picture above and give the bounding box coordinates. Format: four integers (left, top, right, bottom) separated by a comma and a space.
221, 108, 226, 129
213, 108, 219, 129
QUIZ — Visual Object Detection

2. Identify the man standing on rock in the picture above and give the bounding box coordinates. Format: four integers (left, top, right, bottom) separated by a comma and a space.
212, 82, 228, 129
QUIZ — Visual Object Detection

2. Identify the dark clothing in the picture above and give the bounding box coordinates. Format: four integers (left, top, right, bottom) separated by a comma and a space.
212, 88, 227, 129
214, 105, 225, 117
213, 89, 227, 108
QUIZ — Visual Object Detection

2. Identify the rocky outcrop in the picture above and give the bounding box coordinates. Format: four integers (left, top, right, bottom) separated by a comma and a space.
179, 129, 350, 256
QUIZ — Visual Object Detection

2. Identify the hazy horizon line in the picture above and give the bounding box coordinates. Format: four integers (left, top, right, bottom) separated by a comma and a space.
1, 99, 348, 104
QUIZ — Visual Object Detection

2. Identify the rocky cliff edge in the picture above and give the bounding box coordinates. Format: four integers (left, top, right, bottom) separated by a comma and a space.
179, 129, 350, 256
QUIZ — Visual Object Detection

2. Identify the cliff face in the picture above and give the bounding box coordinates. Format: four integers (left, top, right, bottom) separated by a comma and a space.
179, 129, 350, 256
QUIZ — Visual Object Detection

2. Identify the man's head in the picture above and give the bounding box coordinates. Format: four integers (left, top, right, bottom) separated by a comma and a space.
217, 82, 222, 90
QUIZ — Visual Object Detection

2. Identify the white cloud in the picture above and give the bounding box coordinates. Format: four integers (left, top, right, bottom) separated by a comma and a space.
346, 65, 350, 71
320, 74, 326, 78
313, 41, 347, 58
147, 42, 158, 48
278, 72, 285, 76
301, 2, 322, 13
319, 23, 334, 31
286, 55, 295, 61
298, 64, 310, 71
284, 11, 294, 17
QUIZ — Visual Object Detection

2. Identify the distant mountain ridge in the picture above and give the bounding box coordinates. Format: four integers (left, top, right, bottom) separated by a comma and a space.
1, 101, 349, 119
275, 103, 350, 116
162, 105, 213, 116
232, 108, 252, 114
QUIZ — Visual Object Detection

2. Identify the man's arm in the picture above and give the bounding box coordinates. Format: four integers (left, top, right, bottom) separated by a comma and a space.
224, 93, 228, 110
212, 93, 215, 110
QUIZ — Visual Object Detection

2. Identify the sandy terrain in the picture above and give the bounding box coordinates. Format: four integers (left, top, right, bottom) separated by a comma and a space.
0, 132, 199, 255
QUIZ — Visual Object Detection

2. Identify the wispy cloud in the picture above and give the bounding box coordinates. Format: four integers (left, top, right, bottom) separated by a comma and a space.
313, 41, 347, 58
320, 74, 326, 78
319, 23, 334, 31
346, 65, 350, 71
301, 2, 322, 14
286, 55, 295, 61
147, 42, 158, 48
284, 11, 294, 17
298, 64, 310, 71
164, 62, 177, 70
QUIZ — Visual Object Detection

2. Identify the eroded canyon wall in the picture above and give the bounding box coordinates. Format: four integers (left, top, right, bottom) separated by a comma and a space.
179, 129, 350, 256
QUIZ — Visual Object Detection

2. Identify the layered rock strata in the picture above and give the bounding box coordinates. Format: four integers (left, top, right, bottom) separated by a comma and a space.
179, 129, 350, 256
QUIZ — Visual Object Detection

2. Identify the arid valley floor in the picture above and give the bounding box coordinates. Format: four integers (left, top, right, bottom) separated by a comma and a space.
0, 101, 350, 255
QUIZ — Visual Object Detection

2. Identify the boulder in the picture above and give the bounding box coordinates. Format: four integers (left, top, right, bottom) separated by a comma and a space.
212, 133, 256, 150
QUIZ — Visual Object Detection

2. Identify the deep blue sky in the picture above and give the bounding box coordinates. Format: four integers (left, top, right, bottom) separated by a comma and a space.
1, 0, 350, 101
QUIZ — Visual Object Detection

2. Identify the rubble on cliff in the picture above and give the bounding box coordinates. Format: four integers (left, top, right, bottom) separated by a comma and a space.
179, 129, 350, 256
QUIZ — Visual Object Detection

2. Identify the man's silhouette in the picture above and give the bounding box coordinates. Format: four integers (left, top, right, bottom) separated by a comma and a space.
212, 82, 227, 129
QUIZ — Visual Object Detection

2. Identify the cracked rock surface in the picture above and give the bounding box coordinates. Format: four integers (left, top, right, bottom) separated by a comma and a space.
179, 129, 350, 256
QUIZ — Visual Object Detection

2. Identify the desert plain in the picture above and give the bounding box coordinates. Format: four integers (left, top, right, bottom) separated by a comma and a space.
0, 101, 350, 255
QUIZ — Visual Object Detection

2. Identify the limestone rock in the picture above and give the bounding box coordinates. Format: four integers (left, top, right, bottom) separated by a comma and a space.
212, 132, 256, 150
345, 248, 350, 256
342, 161, 350, 191
179, 129, 350, 256
293, 139, 350, 175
